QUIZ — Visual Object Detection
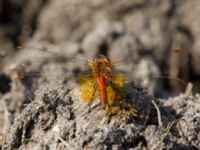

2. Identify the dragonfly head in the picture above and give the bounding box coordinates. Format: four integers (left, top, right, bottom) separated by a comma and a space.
92, 55, 111, 77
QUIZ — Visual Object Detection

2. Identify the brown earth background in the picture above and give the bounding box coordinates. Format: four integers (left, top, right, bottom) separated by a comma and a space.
0, 0, 199, 150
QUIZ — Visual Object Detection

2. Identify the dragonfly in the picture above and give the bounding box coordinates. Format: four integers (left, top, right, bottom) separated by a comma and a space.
77, 54, 126, 107
11, 45, 187, 115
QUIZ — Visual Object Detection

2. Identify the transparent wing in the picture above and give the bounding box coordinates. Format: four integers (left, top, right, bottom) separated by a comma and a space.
109, 56, 188, 99
106, 73, 126, 105
17, 45, 93, 64
77, 73, 99, 103
105, 73, 137, 117
110, 72, 126, 86
11, 45, 95, 83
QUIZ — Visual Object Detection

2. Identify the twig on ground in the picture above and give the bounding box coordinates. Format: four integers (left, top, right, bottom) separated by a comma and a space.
150, 121, 174, 150
0, 133, 4, 145
184, 82, 193, 97
2, 100, 9, 134
56, 134, 69, 148
151, 99, 162, 128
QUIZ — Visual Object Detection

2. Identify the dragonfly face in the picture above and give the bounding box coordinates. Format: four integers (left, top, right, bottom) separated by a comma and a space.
92, 55, 111, 79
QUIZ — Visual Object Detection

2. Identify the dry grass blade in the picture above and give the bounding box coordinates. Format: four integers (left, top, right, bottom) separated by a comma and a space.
150, 121, 174, 150
184, 82, 193, 97
0, 133, 4, 145
2, 100, 9, 134
151, 99, 162, 128
56, 134, 69, 148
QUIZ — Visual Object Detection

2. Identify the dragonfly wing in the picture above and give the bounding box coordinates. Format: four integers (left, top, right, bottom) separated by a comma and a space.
111, 62, 186, 99
107, 84, 124, 105
17, 45, 94, 66
78, 73, 99, 103
106, 73, 126, 105
110, 73, 126, 86
105, 73, 138, 116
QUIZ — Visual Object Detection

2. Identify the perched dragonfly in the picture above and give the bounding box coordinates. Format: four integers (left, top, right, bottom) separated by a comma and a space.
77, 54, 126, 107
15, 45, 132, 108
12, 45, 187, 114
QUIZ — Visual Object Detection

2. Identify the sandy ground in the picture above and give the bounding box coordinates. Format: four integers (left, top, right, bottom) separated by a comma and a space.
0, 0, 200, 149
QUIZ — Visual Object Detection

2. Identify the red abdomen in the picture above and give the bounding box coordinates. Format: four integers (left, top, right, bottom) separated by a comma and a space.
98, 76, 107, 106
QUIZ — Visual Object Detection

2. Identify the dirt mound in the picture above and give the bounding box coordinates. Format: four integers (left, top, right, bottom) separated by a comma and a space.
2, 84, 200, 150
0, 0, 200, 149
